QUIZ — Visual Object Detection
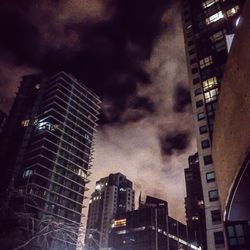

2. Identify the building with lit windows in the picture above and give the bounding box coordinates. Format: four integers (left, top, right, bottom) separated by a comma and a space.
184, 153, 206, 249
85, 173, 135, 250
108, 195, 199, 250
181, 0, 245, 248
0, 71, 100, 249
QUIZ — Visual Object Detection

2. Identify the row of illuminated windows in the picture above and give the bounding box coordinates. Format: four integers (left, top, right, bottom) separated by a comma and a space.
195, 88, 218, 106
202, 0, 219, 9
194, 76, 218, 91
205, 6, 240, 25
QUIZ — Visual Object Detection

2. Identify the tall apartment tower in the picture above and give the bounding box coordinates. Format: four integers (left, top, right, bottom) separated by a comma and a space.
85, 173, 135, 250
0, 71, 100, 249
184, 153, 206, 249
181, 0, 245, 248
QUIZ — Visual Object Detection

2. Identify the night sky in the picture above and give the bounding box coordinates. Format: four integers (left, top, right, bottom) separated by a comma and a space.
0, 0, 196, 222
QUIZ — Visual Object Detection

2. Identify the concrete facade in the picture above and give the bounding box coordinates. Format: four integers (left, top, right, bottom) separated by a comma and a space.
212, 0, 250, 217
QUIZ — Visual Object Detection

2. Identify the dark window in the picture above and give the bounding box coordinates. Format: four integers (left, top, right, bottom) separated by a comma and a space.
189, 49, 195, 55
214, 39, 227, 52
190, 58, 197, 64
214, 231, 225, 245
192, 68, 198, 74
209, 189, 219, 201
196, 100, 203, 108
193, 78, 200, 85
187, 32, 193, 38
204, 155, 213, 165
197, 112, 205, 120
201, 139, 210, 148
201, 67, 213, 80
199, 125, 208, 134
211, 210, 221, 222
188, 40, 194, 46
206, 171, 215, 182
195, 88, 202, 96
227, 223, 246, 246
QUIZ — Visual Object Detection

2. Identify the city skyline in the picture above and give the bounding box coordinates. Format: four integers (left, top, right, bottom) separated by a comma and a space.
0, 0, 195, 222
1, 0, 250, 249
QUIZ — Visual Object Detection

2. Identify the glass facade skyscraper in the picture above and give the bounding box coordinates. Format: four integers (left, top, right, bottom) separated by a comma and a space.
0, 71, 100, 249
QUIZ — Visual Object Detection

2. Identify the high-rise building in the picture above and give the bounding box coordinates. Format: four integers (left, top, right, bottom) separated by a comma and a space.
0, 71, 100, 249
85, 173, 135, 250
181, 0, 245, 248
109, 195, 198, 250
184, 153, 206, 249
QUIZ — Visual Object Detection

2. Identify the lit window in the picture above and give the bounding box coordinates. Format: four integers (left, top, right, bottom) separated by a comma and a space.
21, 119, 30, 127
199, 56, 213, 69
202, 77, 218, 91
23, 169, 33, 178
227, 6, 239, 17
206, 171, 215, 182
37, 121, 52, 130
78, 169, 87, 180
112, 219, 127, 228
202, 0, 219, 9
209, 190, 219, 201
206, 11, 224, 25
204, 88, 219, 103
192, 216, 199, 220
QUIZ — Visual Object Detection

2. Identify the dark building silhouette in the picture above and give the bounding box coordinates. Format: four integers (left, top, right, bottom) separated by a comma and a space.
0, 110, 7, 134
185, 153, 206, 249
108, 195, 199, 250
85, 173, 135, 250
0, 71, 100, 249
181, 0, 245, 248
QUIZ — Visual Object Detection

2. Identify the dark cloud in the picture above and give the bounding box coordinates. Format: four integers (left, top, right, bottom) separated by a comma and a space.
0, 0, 171, 125
173, 84, 191, 113
131, 97, 155, 113
160, 131, 190, 156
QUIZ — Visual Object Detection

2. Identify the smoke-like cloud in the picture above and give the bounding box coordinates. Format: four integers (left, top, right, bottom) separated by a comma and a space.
90, 3, 196, 222
0, 0, 197, 222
